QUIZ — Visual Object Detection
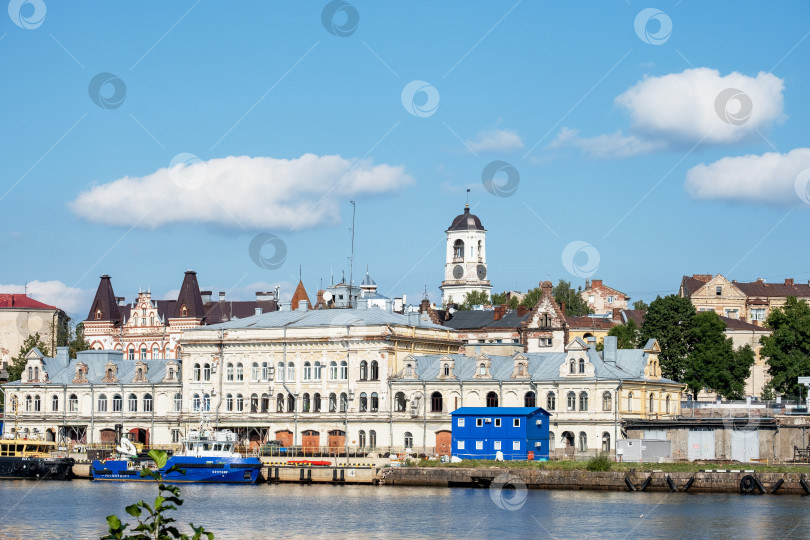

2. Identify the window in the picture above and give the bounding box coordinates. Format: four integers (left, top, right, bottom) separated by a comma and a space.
478, 363, 487, 376
32, 394, 40, 412
340, 361, 348, 380
666, 395, 671, 414
24, 395, 32, 412
339, 392, 348, 413
725, 308, 739, 319
649, 393, 655, 413
579, 391, 588, 411
546, 392, 556, 411
261, 393, 270, 412
192, 394, 200, 412
549, 432, 555, 452
453, 239, 464, 259
443, 363, 450, 376
431, 392, 443, 413
486, 392, 498, 407
602, 432, 611, 452
262, 362, 270, 381
751, 308, 765, 321
193, 363, 201, 381
329, 393, 337, 413
172, 429, 181, 443
494, 418, 501, 427
524, 391, 536, 407
303, 362, 312, 381
475, 441, 483, 450
512, 441, 520, 451
287, 394, 295, 412
128, 347, 135, 360
128, 394, 137, 412
369, 430, 376, 449
152, 345, 159, 359
476, 418, 483, 427
174, 393, 182, 412
203, 363, 211, 382
314, 361, 322, 380
143, 394, 153, 412
358, 430, 366, 448
113, 394, 122, 412
494, 441, 502, 450
578, 358, 585, 374
287, 362, 295, 381
370, 392, 379, 412
98, 394, 108, 412
329, 361, 338, 380
236, 363, 244, 381
175, 346, 181, 359
303, 393, 311, 413
359, 393, 368, 412
395, 392, 406, 412
226, 363, 234, 381
602, 391, 612, 411
252, 363, 260, 381
140, 346, 147, 360
627, 392, 634, 412
313, 393, 321, 413
404, 432, 413, 449
458, 418, 465, 427
517, 363, 525, 376
567, 391, 576, 411
359, 361, 368, 380
458, 440, 465, 450
513, 418, 520, 427
250, 393, 258, 413
236, 394, 244, 412
225, 394, 233, 412
51, 395, 59, 412
578, 432, 587, 452
66, 393, 78, 412
277, 362, 284, 381
370, 360, 379, 380
276, 394, 284, 413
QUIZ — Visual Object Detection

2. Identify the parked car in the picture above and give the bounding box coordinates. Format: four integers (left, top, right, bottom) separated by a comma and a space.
259, 440, 286, 456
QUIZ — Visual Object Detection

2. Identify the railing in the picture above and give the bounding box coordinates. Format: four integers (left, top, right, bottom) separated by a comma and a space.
254, 445, 418, 459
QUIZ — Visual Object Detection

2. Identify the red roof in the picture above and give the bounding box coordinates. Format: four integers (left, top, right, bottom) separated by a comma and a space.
0, 294, 58, 310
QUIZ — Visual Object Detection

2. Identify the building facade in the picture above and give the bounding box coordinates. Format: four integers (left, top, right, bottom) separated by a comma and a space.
451, 406, 551, 460
581, 279, 630, 315
0, 294, 67, 375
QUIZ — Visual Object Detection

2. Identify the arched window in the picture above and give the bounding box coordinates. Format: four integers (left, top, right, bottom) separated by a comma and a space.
174, 393, 182, 412
549, 431, 556, 452
140, 346, 147, 360
394, 392, 406, 412
277, 362, 284, 381
517, 363, 525, 376
262, 362, 270, 381
250, 393, 258, 413
569, 359, 575, 374
359, 392, 368, 412
567, 391, 576, 411
329, 393, 337, 412
524, 391, 536, 408
431, 391, 443, 412
369, 430, 377, 449
359, 361, 368, 380
477, 239, 483, 259
287, 362, 295, 381
128, 346, 135, 360
486, 391, 498, 407
203, 363, 211, 381
226, 394, 233, 412
287, 394, 295, 412
578, 432, 587, 452
602, 391, 612, 411
453, 239, 464, 259
602, 432, 611, 452
34, 367, 39, 380
128, 394, 137, 412
303, 393, 311, 413
370, 392, 379, 412
251, 362, 260, 381
329, 361, 338, 380
152, 345, 159, 359
405, 364, 413, 377
649, 393, 655, 413
404, 431, 413, 449
443, 363, 450, 376
276, 394, 284, 413
579, 391, 588, 411
236, 363, 244, 381
666, 394, 671, 414
313, 393, 321, 412
112, 394, 122, 412
314, 361, 322, 380
546, 392, 556, 411
28, 367, 32, 381
193, 363, 201, 381
261, 393, 270, 412
578, 358, 585, 373
175, 346, 181, 359
339, 392, 348, 412
370, 360, 379, 380
226, 363, 234, 381
97, 394, 108, 412
24, 395, 32, 412
68, 394, 78, 412
478, 363, 487, 376
33, 394, 41, 412
203, 393, 211, 411
235, 394, 243, 412
358, 430, 366, 448
192, 394, 200, 412
143, 394, 153, 412
303, 362, 312, 381
627, 392, 633, 412
51, 394, 59, 412
340, 361, 348, 380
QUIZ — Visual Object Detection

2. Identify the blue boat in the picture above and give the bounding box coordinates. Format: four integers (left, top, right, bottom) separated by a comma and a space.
91, 427, 261, 484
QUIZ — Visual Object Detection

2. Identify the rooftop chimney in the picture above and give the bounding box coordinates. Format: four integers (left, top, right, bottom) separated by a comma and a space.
603, 336, 618, 364
256, 291, 275, 302
493, 305, 506, 321
115, 296, 126, 307
200, 291, 212, 304
219, 292, 225, 302
298, 300, 308, 311
785, 278, 795, 286
280, 300, 291, 311
586, 336, 597, 350
254, 307, 262, 316
517, 305, 528, 317
612, 308, 622, 322
591, 279, 602, 288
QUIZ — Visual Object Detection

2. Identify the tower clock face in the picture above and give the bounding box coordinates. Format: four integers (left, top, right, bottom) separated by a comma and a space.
452, 265, 464, 279
477, 264, 487, 280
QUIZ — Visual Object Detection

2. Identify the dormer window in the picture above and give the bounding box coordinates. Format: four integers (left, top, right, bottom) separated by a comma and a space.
569, 359, 575, 374
405, 364, 413, 377
181, 305, 188, 316
95, 309, 102, 320
133, 361, 148, 383
72, 363, 88, 384
479, 363, 486, 375
517, 363, 525, 376
579, 358, 585, 373
443, 363, 450, 376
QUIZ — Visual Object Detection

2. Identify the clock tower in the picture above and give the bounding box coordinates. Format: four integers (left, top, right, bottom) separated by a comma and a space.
440, 204, 492, 306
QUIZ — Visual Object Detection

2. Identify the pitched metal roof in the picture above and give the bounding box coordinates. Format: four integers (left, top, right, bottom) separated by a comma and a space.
173, 271, 205, 318
86, 275, 121, 322
0, 294, 58, 310
442, 310, 529, 330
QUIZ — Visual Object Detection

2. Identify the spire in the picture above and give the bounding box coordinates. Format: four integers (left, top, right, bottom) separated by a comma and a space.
86, 275, 121, 322
291, 280, 312, 310
173, 270, 205, 318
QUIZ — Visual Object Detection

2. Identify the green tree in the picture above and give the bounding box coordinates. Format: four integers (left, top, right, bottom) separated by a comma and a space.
519, 287, 542, 309
68, 321, 91, 358
103, 450, 213, 540
8, 332, 51, 381
607, 319, 642, 349
552, 280, 591, 317
490, 292, 519, 309
633, 299, 649, 311
640, 295, 696, 381
457, 290, 491, 310
682, 312, 754, 399
760, 297, 810, 396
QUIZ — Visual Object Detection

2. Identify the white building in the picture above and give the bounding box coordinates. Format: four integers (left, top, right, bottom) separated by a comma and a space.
440, 205, 492, 306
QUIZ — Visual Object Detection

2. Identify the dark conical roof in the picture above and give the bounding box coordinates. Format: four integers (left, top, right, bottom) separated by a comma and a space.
173, 270, 205, 318
448, 206, 484, 231
86, 275, 121, 322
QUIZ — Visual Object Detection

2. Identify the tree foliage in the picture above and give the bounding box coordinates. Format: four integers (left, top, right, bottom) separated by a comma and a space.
103, 450, 214, 540
640, 295, 696, 381
760, 297, 810, 397
552, 280, 591, 317
457, 290, 491, 310
490, 292, 519, 309
8, 332, 51, 381
633, 299, 649, 311
607, 319, 641, 349
69, 321, 91, 358
519, 287, 542, 309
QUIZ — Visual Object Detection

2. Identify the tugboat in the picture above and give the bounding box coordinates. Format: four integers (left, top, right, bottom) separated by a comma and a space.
91, 422, 262, 483
0, 439, 75, 480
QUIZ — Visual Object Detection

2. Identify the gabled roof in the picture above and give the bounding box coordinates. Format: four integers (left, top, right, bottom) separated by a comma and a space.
622, 309, 646, 326
86, 275, 121, 322
680, 274, 713, 297
736, 280, 810, 298
0, 294, 58, 310
173, 271, 205, 318
443, 310, 529, 330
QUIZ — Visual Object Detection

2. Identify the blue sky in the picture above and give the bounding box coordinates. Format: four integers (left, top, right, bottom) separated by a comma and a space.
2, 1, 810, 317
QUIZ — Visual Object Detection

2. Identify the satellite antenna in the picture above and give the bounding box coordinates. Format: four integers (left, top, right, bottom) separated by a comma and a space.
323, 291, 333, 303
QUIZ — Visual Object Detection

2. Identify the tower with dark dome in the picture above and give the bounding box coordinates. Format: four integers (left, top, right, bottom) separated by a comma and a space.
440, 204, 491, 306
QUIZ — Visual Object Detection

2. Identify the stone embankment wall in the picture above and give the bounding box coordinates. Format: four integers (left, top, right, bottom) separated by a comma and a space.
379, 467, 810, 495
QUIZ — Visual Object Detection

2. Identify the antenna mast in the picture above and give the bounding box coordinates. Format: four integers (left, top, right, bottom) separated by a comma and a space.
348, 200, 356, 308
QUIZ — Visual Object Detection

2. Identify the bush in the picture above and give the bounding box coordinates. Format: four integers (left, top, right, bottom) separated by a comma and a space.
586, 454, 613, 472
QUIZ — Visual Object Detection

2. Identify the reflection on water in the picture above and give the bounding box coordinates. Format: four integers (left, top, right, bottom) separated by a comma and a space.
0, 480, 807, 539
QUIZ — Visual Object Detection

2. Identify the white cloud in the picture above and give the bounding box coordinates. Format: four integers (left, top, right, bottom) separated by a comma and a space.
552, 68, 785, 157
71, 154, 415, 230
685, 148, 810, 206
466, 129, 524, 153
0, 280, 94, 316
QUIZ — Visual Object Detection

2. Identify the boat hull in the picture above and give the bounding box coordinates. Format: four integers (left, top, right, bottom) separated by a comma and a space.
0, 457, 75, 480
91, 456, 262, 484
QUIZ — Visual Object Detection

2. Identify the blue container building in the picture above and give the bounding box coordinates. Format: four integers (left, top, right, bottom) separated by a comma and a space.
451, 407, 551, 461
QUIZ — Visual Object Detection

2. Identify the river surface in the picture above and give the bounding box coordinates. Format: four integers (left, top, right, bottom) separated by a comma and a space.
0, 480, 807, 539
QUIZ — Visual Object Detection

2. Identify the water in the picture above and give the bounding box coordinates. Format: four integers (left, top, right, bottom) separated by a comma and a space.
0, 480, 807, 539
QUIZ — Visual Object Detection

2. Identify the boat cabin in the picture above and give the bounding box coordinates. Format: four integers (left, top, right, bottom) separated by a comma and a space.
181, 429, 240, 458
0, 440, 56, 458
